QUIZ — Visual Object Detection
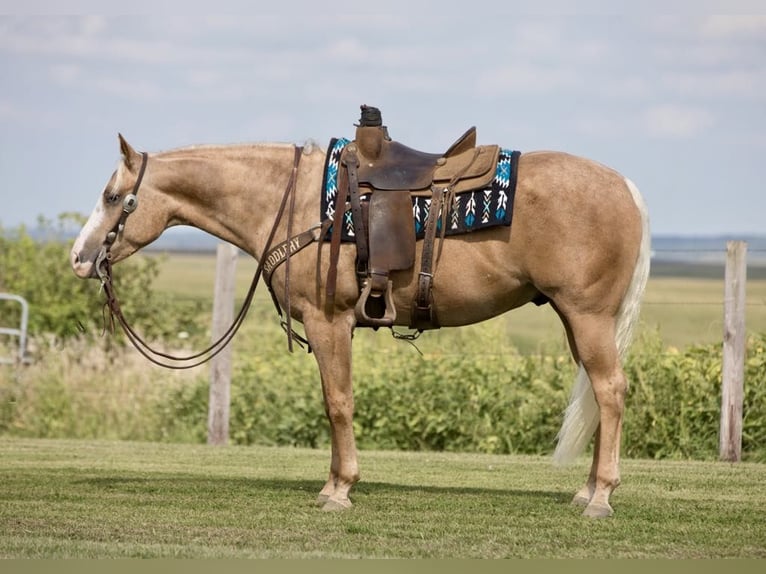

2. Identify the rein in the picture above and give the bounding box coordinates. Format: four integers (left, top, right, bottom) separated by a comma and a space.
97, 146, 305, 369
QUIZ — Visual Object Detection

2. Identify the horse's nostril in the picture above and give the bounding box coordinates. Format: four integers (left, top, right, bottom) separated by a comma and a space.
71, 250, 82, 268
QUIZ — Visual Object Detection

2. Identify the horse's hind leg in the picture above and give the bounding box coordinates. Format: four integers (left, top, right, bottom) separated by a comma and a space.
566, 312, 627, 518
303, 311, 359, 511
572, 424, 601, 507
553, 305, 604, 508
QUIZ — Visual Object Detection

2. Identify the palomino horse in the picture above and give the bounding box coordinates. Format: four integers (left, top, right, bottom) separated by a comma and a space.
71, 129, 650, 518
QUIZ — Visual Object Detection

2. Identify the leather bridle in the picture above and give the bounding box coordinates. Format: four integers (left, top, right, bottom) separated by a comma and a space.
95, 151, 148, 284
96, 145, 306, 369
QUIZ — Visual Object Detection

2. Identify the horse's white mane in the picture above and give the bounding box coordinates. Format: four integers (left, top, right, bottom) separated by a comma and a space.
153, 139, 323, 162
302, 139, 320, 155
163, 139, 322, 155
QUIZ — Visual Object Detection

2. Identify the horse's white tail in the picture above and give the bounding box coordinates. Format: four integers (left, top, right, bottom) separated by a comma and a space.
552, 178, 651, 465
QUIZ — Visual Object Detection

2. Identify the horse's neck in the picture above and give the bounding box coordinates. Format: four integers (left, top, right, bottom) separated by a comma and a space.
156, 143, 299, 257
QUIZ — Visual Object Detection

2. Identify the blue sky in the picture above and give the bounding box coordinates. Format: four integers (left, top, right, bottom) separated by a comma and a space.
1, 8, 764, 236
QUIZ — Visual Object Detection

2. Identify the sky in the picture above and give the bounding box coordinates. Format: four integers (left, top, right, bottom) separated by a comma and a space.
1, 7, 765, 237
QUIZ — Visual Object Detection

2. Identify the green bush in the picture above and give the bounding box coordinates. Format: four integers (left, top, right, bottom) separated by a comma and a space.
3, 331, 765, 461
349, 353, 572, 454
623, 332, 766, 461
152, 332, 766, 461
154, 350, 327, 446
0, 217, 207, 351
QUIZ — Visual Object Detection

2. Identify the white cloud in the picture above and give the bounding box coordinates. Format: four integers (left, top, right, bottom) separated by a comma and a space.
665, 69, 766, 100
79, 15, 107, 36
699, 15, 766, 39
643, 104, 715, 138
92, 76, 165, 102
0, 97, 63, 129
0, 16, 250, 66
512, 20, 566, 56
0, 99, 15, 120
49, 64, 81, 85
477, 63, 579, 96
599, 76, 652, 99
323, 37, 372, 64
651, 15, 766, 68
571, 114, 629, 139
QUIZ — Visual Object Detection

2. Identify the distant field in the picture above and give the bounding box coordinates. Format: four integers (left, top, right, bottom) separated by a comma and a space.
142, 251, 766, 352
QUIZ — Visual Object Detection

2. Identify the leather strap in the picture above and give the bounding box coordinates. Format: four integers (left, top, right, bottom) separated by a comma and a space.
325, 169, 348, 305
101, 152, 148, 251
281, 145, 303, 352
263, 225, 323, 287
343, 146, 369, 279
411, 185, 444, 329
411, 151, 479, 330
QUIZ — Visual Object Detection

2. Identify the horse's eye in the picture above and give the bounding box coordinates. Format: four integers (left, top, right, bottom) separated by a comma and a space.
105, 191, 121, 205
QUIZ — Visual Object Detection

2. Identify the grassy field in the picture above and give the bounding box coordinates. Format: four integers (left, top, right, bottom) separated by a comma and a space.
144, 251, 766, 353
1, 438, 764, 558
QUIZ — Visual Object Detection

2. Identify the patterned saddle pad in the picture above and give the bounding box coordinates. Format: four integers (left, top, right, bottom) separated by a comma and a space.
321, 137, 520, 242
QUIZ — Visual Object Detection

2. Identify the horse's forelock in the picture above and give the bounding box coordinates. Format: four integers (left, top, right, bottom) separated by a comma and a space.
112, 159, 126, 194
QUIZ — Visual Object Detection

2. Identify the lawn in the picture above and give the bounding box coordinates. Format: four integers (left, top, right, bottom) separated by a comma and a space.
1, 438, 764, 558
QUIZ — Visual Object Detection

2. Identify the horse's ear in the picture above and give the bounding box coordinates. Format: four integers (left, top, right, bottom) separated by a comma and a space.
118, 133, 141, 171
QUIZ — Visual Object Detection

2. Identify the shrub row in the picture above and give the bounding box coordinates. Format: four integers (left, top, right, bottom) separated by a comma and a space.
153, 332, 766, 461
3, 330, 765, 462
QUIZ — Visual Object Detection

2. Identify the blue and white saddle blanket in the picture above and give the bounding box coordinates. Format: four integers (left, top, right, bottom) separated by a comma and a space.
320, 137, 520, 242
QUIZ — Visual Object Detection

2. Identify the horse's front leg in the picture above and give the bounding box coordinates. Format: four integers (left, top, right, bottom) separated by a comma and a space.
303, 310, 359, 511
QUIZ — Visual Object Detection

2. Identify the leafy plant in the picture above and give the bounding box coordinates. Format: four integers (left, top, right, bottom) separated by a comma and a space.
0, 216, 207, 354
151, 332, 766, 461
623, 332, 766, 461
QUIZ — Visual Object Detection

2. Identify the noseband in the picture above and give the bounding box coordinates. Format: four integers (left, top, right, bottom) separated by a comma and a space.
95, 151, 148, 283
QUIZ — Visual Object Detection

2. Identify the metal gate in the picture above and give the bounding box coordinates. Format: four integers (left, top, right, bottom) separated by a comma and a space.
0, 293, 29, 365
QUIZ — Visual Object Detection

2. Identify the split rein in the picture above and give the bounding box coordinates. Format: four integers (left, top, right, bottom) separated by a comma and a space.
96, 146, 312, 370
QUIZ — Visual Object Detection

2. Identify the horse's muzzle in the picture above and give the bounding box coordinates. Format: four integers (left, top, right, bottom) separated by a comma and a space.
71, 249, 97, 279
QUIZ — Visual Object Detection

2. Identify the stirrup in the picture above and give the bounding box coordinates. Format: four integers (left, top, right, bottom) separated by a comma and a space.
355, 278, 396, 327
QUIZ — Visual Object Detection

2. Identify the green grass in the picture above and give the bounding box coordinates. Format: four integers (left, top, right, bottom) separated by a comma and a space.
143, 252, 766, 353
0, 438, 764, 558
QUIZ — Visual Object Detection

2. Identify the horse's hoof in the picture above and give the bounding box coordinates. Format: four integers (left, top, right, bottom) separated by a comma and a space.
582, 502, 614, 518
572, 494, 591, 507
315, 493, 330, 506
322, 498, 353, 512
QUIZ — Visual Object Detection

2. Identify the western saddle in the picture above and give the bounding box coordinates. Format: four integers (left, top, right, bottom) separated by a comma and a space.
328, 105, 500, 330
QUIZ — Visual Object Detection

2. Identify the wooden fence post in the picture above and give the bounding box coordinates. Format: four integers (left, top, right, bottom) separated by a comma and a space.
207, 242, 238, 446
720, 240, 747, 462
